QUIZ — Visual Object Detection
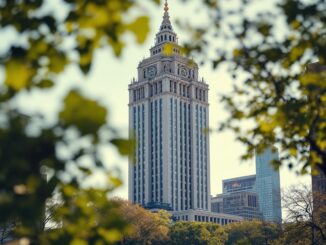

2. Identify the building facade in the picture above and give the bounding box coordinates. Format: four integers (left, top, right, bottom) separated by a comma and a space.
212, 175, 262, 220
128, 1, 210, 212
256, 148, 282, 223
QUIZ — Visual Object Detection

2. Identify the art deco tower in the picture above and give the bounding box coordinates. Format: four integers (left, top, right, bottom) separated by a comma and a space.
128, 1, 210, 212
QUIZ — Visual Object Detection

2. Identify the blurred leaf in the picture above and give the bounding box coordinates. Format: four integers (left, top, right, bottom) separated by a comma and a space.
5, 60, 35, 90
127, 16, 150, 44
59, 90, 107, 135
71, 238, 88, 245
36, 79, 54, 89
163, 43, 174, 56
110, 138, 135, 157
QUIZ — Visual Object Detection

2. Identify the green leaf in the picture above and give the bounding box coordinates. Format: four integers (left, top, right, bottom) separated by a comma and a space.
5, 60, 35, 90
110, 138, 135, 157
127, 16, 150, 44
36, 79, 54, 89
59, 90, 107, 135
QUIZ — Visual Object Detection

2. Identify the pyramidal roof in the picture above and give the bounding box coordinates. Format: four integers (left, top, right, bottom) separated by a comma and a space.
154, 0, 178, 47
160, 0, 173, 31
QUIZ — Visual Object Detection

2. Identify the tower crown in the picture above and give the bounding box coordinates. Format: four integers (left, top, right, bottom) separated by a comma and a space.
154, 0, 178, 45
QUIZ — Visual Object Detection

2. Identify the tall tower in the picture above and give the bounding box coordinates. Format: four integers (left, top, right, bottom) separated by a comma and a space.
255, 147, 282, 223
128, 1, 210, 212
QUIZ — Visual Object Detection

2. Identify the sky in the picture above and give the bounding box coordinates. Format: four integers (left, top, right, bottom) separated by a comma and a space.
0, 0, 310, 208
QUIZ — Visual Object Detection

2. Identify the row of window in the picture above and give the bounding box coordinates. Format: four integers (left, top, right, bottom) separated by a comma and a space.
133, 87, 145, 101
152, 47, 180, 55
157, 33, 176, 44
194, 215, 236, 225
195, 87, 207, 102
133, 105, 146, 204
132, 83, 207, 102
150, 99, 163, 203
170, 99, 194, 211
195, 105, 208, 210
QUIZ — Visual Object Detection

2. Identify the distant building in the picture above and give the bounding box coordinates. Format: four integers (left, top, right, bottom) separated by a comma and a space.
223, 175, 256, 194
211, 195, 223, 213
256, 147, 282, 223
212, 175, 262, 220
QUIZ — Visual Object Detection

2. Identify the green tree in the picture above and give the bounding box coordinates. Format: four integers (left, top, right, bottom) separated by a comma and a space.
224, 220, 281, 245
169, 221, 227, 245
183, 0, 326, 175
0, 0, 159, 244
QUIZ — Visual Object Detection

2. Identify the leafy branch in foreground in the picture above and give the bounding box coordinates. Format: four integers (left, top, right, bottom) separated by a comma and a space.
0, 0, 159, 243
182, 0, 326, 175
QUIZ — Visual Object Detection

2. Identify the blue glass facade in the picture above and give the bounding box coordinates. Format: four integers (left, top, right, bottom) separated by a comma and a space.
255, 147, 282, 223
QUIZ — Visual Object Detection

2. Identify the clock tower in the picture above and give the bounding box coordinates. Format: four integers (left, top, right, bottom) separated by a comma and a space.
128, 0, 210, 212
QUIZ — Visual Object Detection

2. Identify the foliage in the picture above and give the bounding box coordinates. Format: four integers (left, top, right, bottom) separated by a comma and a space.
183, 0, 326, 175
0, 0, 159, 244
41, 188, 130, 245
117, 200, 170, 245
169, 221, 227, 245
224, 220, 281, 245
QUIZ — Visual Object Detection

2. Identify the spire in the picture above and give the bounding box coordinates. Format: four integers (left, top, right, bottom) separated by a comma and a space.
160, 0, 173, 31
153, 0, 178, 47
164, 0, 169, 17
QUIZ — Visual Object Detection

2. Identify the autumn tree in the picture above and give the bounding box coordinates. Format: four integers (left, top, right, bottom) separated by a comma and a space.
117, 200, 170, 245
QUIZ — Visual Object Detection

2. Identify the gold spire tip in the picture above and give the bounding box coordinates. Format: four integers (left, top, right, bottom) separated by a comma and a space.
164, 0, 169, 13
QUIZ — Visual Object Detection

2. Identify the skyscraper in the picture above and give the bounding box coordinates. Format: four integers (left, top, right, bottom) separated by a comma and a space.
255, 147, 282, 223
128, 1, 209, 212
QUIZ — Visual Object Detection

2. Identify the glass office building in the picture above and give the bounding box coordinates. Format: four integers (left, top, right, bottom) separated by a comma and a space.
256, 148, 282, 223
